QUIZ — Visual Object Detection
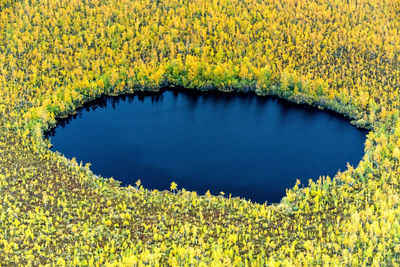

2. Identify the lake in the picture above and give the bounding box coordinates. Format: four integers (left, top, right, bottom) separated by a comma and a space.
47, 89, 368, 204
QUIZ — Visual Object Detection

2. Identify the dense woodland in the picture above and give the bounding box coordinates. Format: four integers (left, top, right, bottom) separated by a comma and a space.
1, 0, 400, 265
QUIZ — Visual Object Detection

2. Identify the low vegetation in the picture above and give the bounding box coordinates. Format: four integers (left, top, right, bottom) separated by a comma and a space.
1, 0, 400, 265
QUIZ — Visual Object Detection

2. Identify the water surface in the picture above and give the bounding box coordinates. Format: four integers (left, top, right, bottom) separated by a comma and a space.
47, 89, 367, 203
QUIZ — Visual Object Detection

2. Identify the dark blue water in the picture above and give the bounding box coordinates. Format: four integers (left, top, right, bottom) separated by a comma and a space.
47, 89, 368, 204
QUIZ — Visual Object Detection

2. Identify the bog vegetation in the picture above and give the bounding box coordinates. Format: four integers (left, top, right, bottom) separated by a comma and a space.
1, 0, 400, 265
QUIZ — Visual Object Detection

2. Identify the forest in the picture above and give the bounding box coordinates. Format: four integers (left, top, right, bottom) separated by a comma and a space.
0, 0, 400, 265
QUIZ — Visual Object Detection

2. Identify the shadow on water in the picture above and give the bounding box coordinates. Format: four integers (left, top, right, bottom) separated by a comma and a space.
45, 88, 368, 204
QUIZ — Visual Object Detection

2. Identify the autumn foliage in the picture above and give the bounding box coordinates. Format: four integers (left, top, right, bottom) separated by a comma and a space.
1, 0, 400, 265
